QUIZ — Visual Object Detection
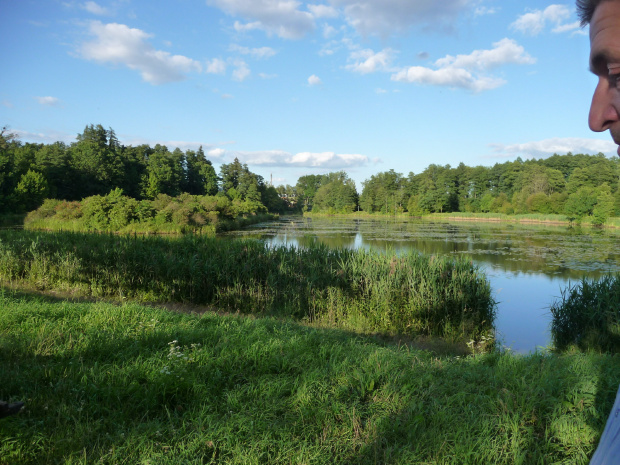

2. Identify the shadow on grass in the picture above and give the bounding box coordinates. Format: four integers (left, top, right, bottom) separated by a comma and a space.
0, 213, 26, 229
343, 352, 620, 465
2, 288, 619, 464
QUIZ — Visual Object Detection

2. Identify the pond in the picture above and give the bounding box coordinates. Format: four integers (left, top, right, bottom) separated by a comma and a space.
222, 216, 620, 353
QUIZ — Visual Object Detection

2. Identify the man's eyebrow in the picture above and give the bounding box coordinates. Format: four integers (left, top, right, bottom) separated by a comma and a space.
590, 50, 620, 74
590, 52, 608, 74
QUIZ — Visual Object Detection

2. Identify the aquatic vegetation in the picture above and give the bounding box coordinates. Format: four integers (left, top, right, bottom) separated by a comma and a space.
0, 229, 495, 341
550, 275, 620, 353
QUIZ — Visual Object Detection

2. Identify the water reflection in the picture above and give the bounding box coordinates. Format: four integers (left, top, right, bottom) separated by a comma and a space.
223, 216, 620, 352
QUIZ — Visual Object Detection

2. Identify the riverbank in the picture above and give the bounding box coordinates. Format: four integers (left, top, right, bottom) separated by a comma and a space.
1, 289, 617, 464
303, 211, 620, 228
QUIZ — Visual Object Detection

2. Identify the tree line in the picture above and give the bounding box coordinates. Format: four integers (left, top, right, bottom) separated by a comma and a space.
2, 124, 619, 224
0, 124, 286, 215
293, 153, 620, 224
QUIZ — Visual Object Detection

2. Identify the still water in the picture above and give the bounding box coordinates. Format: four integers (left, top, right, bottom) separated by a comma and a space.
223, 216, 620, 353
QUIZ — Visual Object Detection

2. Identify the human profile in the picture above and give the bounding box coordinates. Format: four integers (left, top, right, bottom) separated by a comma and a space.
576, 1, 620, 463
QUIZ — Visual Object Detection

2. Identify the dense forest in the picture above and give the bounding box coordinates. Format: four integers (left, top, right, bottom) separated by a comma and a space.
2, 124, 619, 224
0, 124, 286, 217
295, 152, 620, 224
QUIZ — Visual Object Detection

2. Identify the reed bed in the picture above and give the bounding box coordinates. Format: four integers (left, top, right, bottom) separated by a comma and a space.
0, 230, 495, 341
1, 291, 617, 464
550, 275, 620, 353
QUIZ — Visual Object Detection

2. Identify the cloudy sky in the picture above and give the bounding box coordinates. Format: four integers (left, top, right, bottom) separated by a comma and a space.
1, 0, 615, 188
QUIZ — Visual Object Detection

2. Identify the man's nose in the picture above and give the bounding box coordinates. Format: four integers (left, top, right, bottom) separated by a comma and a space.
589, 78, 620, 132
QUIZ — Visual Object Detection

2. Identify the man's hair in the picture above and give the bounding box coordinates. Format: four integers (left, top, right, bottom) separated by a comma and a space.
577, 0, 614, 26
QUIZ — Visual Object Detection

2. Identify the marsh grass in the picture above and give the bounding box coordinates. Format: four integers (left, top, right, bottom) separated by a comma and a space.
0, 290, 618, 464
550, 275, 620, 353
0, 230, 494, 342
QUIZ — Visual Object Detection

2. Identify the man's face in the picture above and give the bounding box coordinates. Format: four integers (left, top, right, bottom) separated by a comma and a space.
589, 0, 620, 154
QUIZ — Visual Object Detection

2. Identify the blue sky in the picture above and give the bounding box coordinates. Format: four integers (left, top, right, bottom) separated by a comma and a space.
1, 0, 616, 189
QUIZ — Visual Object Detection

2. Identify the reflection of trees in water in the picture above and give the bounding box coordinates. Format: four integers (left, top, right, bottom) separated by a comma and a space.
227, 216, 619, 279
296, 233, 356, 249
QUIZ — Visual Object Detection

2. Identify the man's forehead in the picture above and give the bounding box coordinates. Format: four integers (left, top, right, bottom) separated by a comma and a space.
591, 0, 620, 39
590, 2, 620, 68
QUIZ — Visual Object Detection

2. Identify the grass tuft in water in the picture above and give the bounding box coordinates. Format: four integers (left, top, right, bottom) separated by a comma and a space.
550, 275, 620, 353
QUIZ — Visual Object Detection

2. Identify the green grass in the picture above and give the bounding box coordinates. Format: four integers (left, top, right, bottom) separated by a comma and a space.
550, 275, 620, 353
0, 230, 495, 342
1, 290, 618, 464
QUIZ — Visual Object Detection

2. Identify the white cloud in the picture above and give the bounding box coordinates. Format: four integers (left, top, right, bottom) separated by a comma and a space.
35, 96, 62, 106
208, 148, 226, 158
207, 0, 315, 39
307, 4, 339, 18
259, 72, 278, 79
346, 48, 396, 74
435, 38, 535, 70
392, 66, 505, 92
511, 5, 573, 36
474, 6, 497, 16
13, 128, 73, 144
229, 44, 277, 59
81, 1, 109, 15
233, 20, 263, 33
322, 24, 337, 38
2, 100, 13, 108
488, 137, 618, 158
79, 21, 202, 84
226, 149, 370, 168
308, 74, 322, 85
221, 93, 234, 99
206, 58, 227, 74
329, 0, 473, 36
391, 38, 535, 92
552, 21, 583, 34
232, 59, 251, 81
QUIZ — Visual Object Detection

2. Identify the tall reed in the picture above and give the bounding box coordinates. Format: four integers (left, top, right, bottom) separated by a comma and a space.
0, 230, 495, 341
550, 275, 620, 352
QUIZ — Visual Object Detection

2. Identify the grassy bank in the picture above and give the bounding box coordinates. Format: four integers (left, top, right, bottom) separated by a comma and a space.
304, 211, 620, 228
1, 290, 618, 464
0, 230, 494, 342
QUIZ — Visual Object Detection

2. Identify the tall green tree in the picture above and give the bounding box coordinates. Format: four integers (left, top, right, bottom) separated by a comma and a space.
141, 145, 184, 199
219, 157, 265, 201
70, 124, 124, 198
13, 169, 49, 212
185, 146, 218, 196
360, 169, 407, 213
312, 172, 358, 213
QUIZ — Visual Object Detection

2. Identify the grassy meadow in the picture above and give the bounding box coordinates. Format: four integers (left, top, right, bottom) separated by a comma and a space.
2, 290, 619, 465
